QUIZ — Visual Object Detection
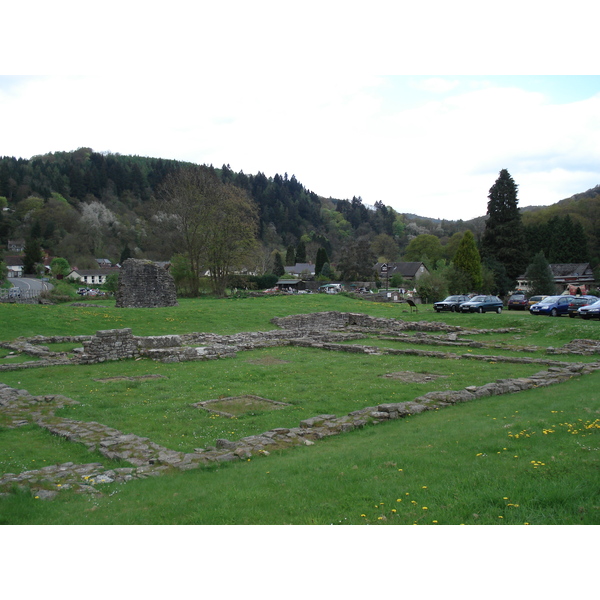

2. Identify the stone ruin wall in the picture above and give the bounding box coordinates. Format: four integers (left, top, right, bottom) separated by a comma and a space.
115, 259, 178, 308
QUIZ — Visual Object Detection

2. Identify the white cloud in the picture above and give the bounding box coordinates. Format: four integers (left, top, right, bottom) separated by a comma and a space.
1, 75, 599, 221
411, 78, 460, 94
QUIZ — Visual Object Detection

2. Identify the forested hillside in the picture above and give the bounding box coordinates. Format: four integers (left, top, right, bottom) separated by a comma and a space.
0, 148, 598, 287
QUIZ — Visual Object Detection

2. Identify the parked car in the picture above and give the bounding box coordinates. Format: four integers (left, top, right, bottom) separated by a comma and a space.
529, 295, 572, 317
567, 296, 598, 318
507, 293, 528, 310
8, 287, 21, 297
578, 299, 600, 319
459, 295, 503, 313
434, 295, 470, 312
527, 295, 547, 307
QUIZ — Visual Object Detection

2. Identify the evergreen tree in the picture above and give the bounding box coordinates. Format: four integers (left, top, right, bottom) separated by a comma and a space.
524, 251, 555, 296
295, 240, 307, 263
285, 245, 295, 266
315, 247, 330, 276
273, 251, 285, 277
23, 238, 43, 274
480, 169, 528, 290
452, 230, 482, 291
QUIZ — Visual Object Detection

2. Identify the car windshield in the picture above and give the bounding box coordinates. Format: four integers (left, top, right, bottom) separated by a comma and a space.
470, 296, 486, 302
510, 295, 525, 300
539, 296, 560, 304
444, 296, 463, 301
585, 300, 600, 308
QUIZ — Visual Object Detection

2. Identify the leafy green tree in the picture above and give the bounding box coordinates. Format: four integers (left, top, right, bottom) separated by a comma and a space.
415, 271, 448, 303
390, 273, 404, 288
103, 272, 119, 294
50, 257, 70, 278
480, 169, 528, 286
452, 230, 482, 291
337, 238, 376, 281
524, 251, 555, 296
169, 254, 197, 297
371, 233, 399, 261
403, 234, 443, 266
273, 251, 285, 277
160, 166, 258, 297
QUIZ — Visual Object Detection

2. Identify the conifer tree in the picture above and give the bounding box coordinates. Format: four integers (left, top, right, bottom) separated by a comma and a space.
452, 230, 482, 291
295, 240, 307, 263
524, 251, 555, 296
285, 245, 295, 266
480, 169, 528, 291
315, 247, 330, 276
273, 251, 285, 277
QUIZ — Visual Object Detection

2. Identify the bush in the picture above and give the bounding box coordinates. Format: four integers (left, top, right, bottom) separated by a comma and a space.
39, 281, 79, 303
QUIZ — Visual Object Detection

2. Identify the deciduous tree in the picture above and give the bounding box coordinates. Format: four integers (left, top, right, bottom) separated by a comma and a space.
160, 166, 258, 297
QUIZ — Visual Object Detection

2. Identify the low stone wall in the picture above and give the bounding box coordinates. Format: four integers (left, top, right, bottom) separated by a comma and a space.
2, 358, 600, 499
271, 311, 462, 333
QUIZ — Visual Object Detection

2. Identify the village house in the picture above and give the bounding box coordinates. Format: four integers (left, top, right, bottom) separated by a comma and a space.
374, 262, 430, 284
284, 263, 316, 278
4, 256, 24, 278
516, 263, 596, 295
66, 268, 120, 286
7, 239, 25, 253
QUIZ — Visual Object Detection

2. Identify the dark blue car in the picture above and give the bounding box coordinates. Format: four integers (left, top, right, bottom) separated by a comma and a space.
529, 295, 571, 317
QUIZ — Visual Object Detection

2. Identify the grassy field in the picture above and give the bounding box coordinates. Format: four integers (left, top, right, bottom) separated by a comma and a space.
1, 294, 599, 525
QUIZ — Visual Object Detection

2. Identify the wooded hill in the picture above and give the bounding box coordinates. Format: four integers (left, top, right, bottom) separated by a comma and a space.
0, 148, 598, 275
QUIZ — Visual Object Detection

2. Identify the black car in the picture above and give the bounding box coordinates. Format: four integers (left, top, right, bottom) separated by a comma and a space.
434, 295, 470, 312
507, 293, 528, 310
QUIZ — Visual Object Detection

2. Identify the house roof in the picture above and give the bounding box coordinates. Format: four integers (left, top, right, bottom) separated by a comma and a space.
4, 256, 24, 266
375, 262, 428, 278
68, 268, 120, 277
518, 263, 594, 282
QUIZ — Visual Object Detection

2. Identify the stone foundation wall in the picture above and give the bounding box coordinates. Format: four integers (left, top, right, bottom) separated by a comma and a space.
80, 328, 140, 363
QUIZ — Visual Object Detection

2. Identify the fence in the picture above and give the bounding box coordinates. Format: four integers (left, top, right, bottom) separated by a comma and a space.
0, 288, 42, 303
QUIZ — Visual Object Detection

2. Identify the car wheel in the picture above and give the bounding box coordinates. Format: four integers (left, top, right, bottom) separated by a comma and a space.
496, 307, 502, 314
435, 308, 440, 313
451, 305, 456, 312
569, 313, 576, 318
478, 307, 483, 313
551, 308, 558, 317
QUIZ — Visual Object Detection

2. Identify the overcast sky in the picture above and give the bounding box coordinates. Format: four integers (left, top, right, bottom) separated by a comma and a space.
2, 3, 599, 223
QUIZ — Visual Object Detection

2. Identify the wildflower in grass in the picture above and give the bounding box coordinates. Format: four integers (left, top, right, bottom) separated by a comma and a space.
422, 507, 428, 510
432, 520, 438, 524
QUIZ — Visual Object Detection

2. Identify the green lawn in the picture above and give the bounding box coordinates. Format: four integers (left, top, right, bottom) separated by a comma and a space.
1, 294, 599, 525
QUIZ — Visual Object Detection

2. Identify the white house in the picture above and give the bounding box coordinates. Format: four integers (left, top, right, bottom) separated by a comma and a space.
66, 268, 119, 285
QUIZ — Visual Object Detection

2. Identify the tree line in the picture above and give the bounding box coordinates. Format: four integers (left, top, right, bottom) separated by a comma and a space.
0, 149, 598, 298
